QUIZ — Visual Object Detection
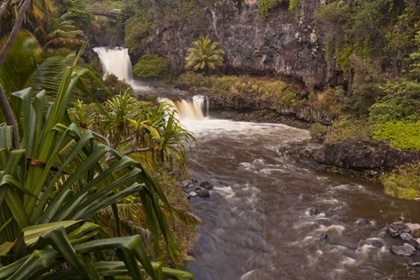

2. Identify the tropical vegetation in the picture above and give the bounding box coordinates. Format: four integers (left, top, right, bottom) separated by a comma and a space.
0, 0, 197, 278
185, 36, 225, 76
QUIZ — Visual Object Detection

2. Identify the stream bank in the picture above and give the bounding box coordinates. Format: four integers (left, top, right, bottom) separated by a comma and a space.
173, 84, 420, 186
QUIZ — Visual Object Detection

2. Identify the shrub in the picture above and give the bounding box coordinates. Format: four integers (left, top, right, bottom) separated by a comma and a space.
373, 121, 420, 150
310, 122, 328, 143
259, 0, 280, 20
369, 79, 420, 123
133, 54, 169, 79
380, 163, 420, 200
326, 116, 373, 142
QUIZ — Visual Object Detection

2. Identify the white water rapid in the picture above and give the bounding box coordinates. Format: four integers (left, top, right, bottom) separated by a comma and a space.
92, 47, 150, 91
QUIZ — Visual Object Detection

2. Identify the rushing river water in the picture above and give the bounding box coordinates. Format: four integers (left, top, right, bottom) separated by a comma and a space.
92, 48, 420, 280
179, 115, 420, 280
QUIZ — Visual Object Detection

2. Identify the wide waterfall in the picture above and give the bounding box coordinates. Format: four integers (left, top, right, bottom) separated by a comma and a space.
160, 95, 208, 121
93, 47, 149, 91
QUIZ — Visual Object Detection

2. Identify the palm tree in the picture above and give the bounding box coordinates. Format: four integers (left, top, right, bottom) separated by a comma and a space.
185, 35, 225, 75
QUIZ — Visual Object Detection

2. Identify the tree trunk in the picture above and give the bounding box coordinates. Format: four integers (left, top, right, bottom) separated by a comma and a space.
0, 0, 33, 147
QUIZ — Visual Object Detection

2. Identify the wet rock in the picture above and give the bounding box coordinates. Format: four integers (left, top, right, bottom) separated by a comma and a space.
358, 219, 371, 225
400, 232, 414, 241
200, 181, 214, 190
184, 186, 197, 194
309, 207, 320, 216
198, 189, 210, 198
390, 243, 416, 256
387, 222, 412, 237
409, 262, 420, 267
407, 238, 420, 249
371, 240, 384, 248
319, 233, 328, 242
179, 180, 191, 188
189, 191, 198, 197
407, 223, 420, 232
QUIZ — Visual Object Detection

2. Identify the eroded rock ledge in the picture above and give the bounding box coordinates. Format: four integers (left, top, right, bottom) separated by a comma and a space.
181, 87, 334, 127
281, 139, 420, 180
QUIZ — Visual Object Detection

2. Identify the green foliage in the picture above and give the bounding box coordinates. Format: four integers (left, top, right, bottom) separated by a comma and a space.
325, 117, 373, 143
57, 0, 93, 32
185, 36, 225, 75
409, 31, 420, 74
348, 55, 384, 116
0, 62, 192, 279
381, 163, 420, 200
288, 0, 300, 19
69, 93, 196, 171
310, 122, 328, 142
133, 54, 169, 79
369, 79, 420, 123
373, 121, 420, 150
259, 0, 280, 20
124, 7, 152, 58
315, 0, 417, 79
288, 0, 300, 11
335, 43, 353, 75
315, 1, 350, 24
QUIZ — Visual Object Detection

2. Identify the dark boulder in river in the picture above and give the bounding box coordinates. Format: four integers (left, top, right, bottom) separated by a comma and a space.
387, 222, 412, 238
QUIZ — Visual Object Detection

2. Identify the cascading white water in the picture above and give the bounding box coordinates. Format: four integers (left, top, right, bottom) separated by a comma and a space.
92, 47, 150, 91
93, 47, 133, 82
160, 95, 207, 121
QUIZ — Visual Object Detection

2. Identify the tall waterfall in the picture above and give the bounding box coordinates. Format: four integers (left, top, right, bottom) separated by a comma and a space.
161, 95, 208, 121
92, 47, 151, 91
93, 47, 133, 82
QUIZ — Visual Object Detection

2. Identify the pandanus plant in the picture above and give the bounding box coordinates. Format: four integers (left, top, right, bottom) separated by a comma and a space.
0, 56, 193, 279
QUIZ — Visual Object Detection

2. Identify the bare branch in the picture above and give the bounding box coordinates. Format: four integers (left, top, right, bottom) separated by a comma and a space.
91, 130, 111, 146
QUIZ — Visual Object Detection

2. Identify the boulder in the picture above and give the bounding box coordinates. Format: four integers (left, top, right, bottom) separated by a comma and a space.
406, 223, 420, 232
309, 207, 320, 216
189, 191, 198, 197
399, 232, 414, 242
387, 222, 412, 237
179, 180, 191, 188
390, 243, 416, 256
200, 181, 214, 190
319, 233, 328, 242
198, 189, 210, 198
371, 240, 384, 249
358, 219, 371, 225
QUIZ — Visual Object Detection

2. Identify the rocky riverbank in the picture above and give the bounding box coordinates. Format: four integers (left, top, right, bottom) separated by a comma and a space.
279, 139, 420, 182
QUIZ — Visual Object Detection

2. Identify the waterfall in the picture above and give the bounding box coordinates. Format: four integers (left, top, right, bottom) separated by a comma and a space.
92, 47, 151, 91
161, 95, 207, 121
93, 47, 133, 82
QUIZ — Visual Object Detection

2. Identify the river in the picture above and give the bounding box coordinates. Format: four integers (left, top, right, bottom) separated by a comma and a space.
180, 115, 420, 280
94, 47, 420, 280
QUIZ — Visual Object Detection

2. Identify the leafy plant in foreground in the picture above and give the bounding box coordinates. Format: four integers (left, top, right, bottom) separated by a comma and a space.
0, 58, 193, 279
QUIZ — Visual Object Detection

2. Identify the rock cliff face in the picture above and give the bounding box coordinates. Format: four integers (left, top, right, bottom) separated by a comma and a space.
144, 0, 343, 87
